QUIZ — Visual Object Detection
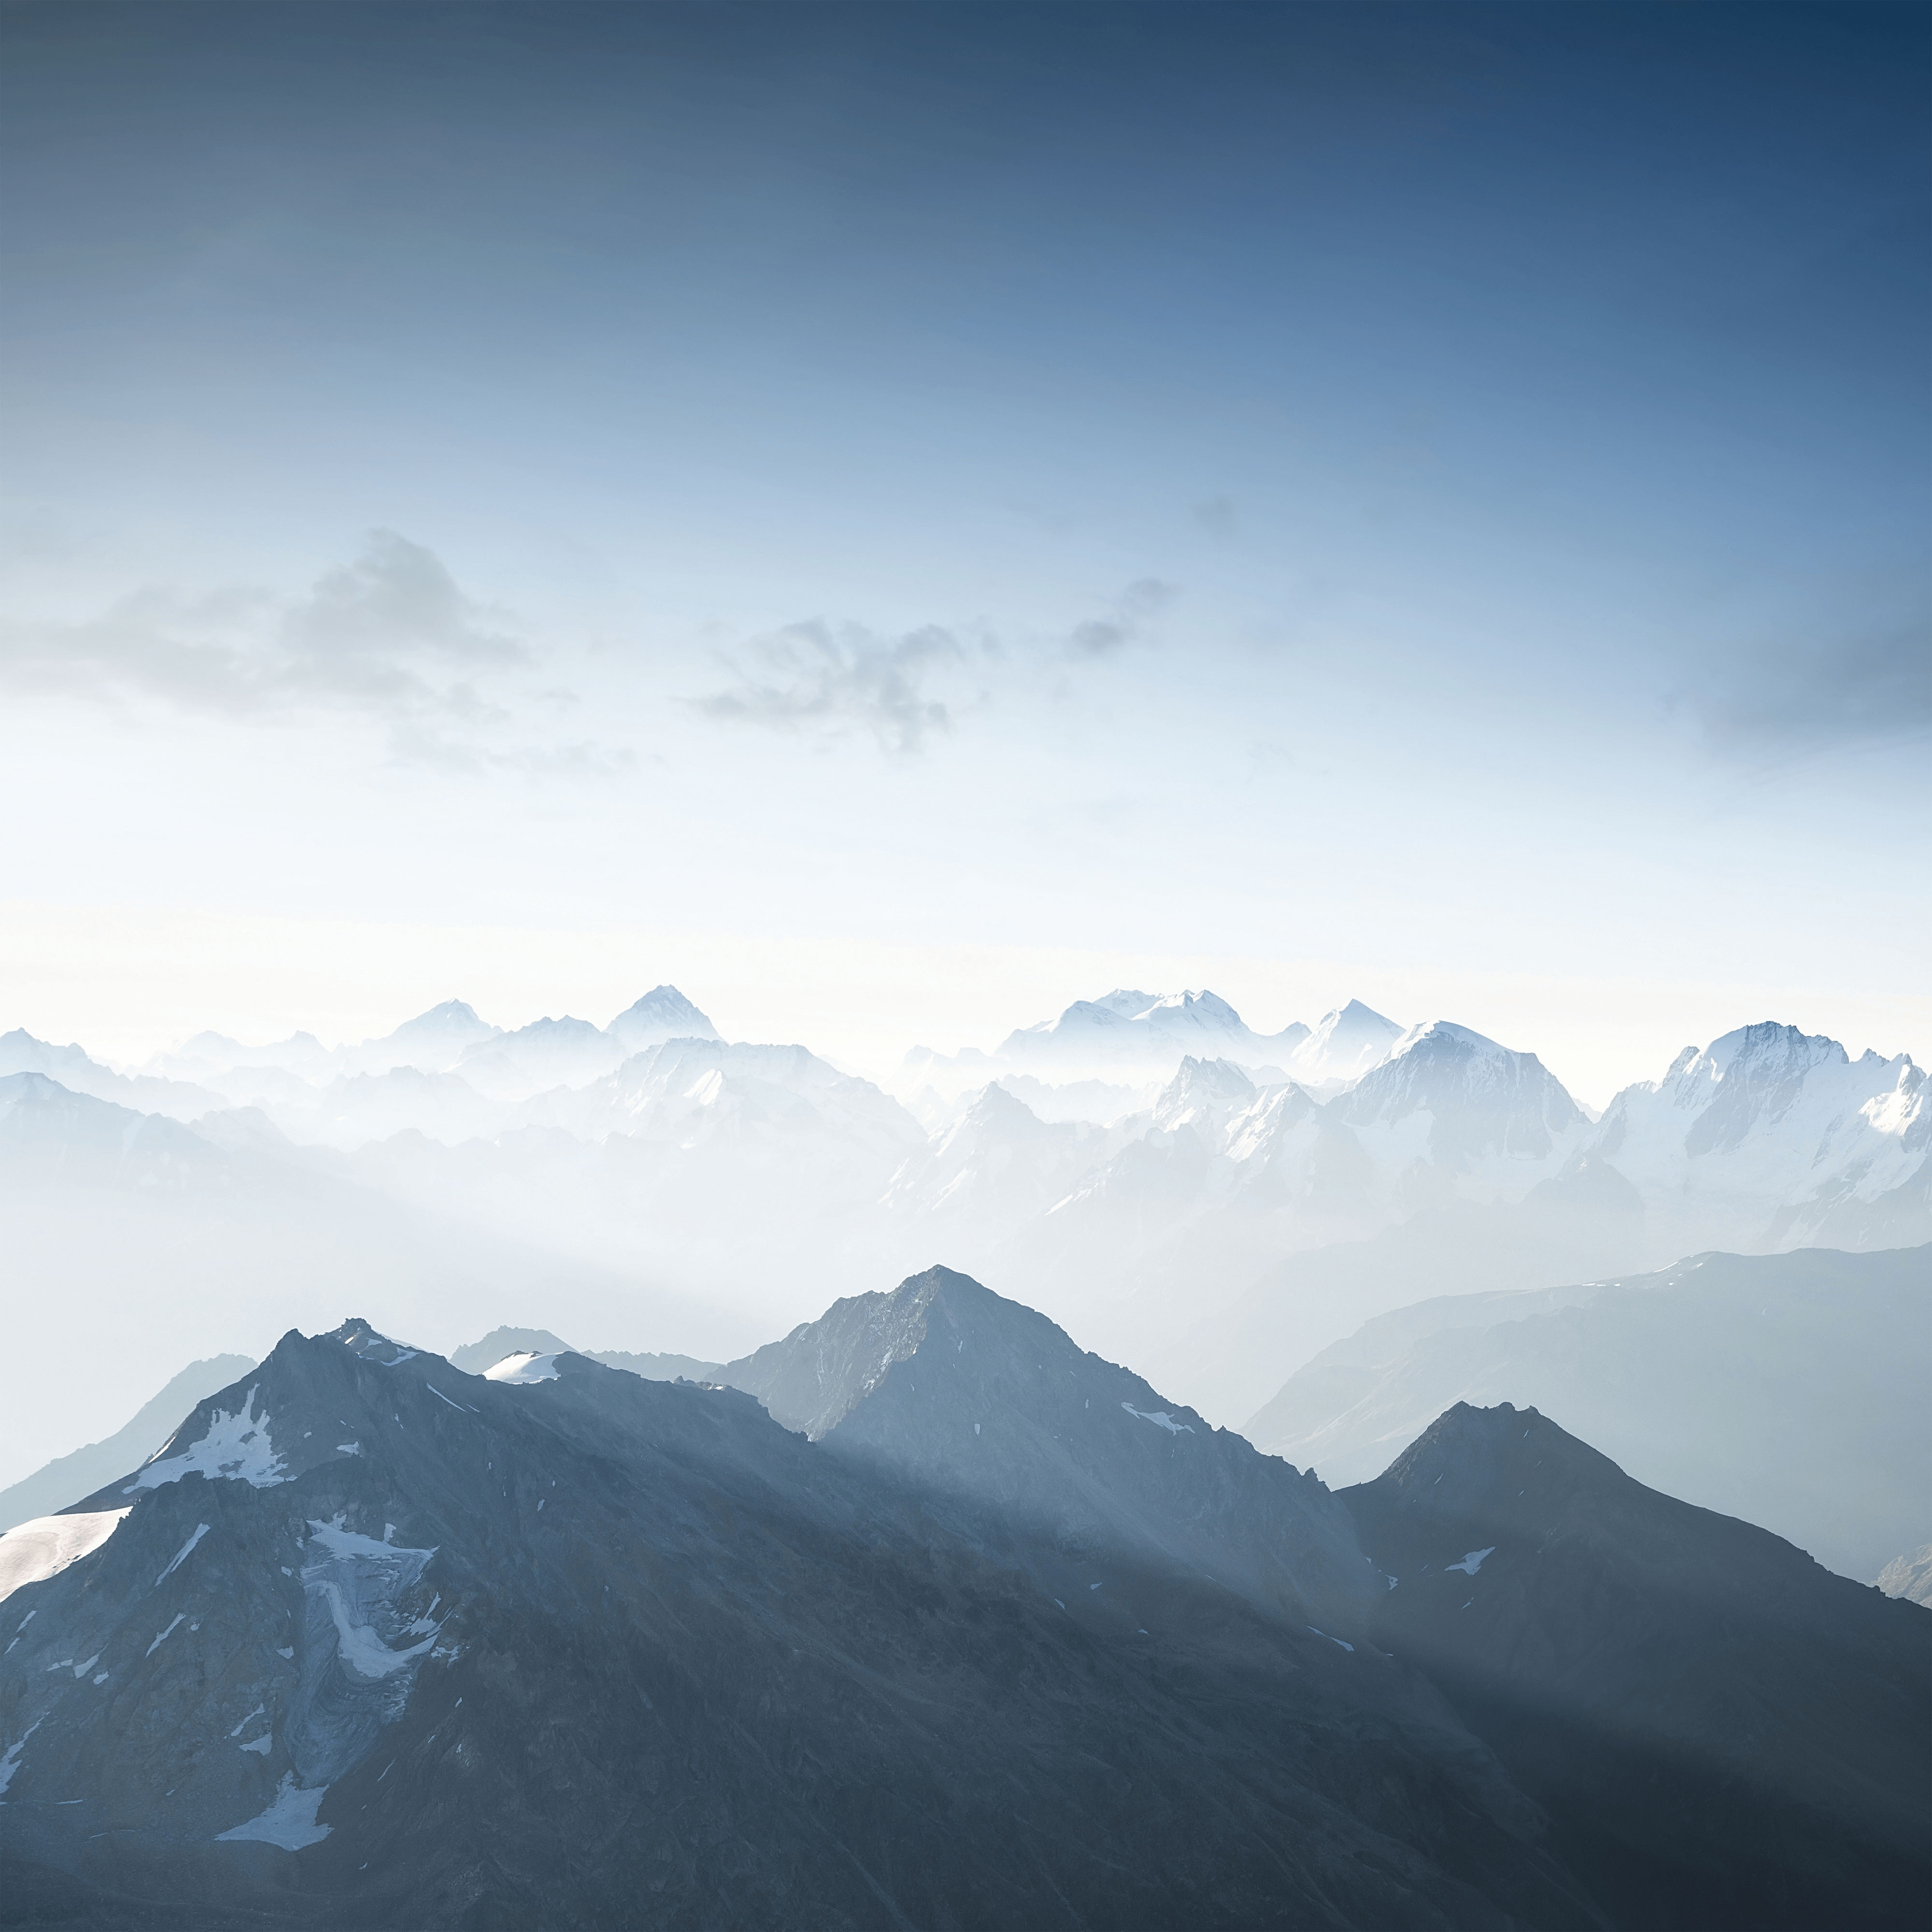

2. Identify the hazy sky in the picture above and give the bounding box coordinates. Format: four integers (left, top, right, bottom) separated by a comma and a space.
3, 1, 1927, 1103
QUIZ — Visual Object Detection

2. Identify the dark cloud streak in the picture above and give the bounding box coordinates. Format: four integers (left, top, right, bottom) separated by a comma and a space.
0, 530, 526, 726
693, 621, 967, 756
1690, 622, 1932, 755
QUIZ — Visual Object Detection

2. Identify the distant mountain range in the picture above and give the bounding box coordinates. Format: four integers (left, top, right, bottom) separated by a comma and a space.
903, 990, 1406, 1099
1243, 1244, 1931, 1585
1, 1275, 1922, 1928
0, 987, 1924, 1474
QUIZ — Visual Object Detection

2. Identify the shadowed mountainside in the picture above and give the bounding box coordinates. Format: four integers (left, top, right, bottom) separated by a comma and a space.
1341, 1402, 1931, 1932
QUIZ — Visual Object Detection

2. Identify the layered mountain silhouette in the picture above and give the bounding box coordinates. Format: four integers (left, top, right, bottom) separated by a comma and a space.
2, 990, 1925, 1477
2, 1273, 1924, 1928
1, 1304, 1593, 1929
1245, 1244, 1932, 1582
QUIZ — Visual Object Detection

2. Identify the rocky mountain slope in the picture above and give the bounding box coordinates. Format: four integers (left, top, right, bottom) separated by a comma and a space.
1341, 1402, 1931, 1931
0, 1320, 1595, 1929
719, 1267, 1382, 1631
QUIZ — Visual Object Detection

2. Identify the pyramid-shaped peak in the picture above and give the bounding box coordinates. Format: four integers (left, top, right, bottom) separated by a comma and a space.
398, 1000, 488, 1031
608, 985, 720, 1047
1376, 1400, 1619, 1503
1332, 998, 1398, 1028
1285, 1003, 1403, 1085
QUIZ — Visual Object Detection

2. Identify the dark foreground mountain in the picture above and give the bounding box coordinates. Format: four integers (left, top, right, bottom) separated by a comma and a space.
720, 1265, 1385, 1633
1341, 1403, 1932, 1932
0, 1318, 1592, 1929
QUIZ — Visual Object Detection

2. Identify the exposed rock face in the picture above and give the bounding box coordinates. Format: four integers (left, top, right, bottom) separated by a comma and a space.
723, 1265, 1382, 1631
0, 1318, 1593, 1929
1341, 1402, 1932, 1932
8, 1289, 1924, 1929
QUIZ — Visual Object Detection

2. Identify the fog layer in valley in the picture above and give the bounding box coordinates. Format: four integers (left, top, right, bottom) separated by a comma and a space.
0, 985, 1924, 1488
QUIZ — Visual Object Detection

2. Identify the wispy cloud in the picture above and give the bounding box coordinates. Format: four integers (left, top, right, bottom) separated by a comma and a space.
692, 581, 1180, 755
1066, 578, 1177, 657
0, 530, 527, 726
693, 620, 973, 755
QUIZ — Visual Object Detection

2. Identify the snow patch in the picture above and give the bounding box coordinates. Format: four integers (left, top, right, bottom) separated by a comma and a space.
1307, 1626, 1355, 1652
302, 1515, 442, 1681
0, 1509, 133, 1606
156, 1523, 210, 1585
1445, 1547, 1495, 1577
146, 1613, 185, 1657
215, 1772, 330, 1849
129, 1387, 286, 1492
483, 1351, 559, 1384
0, 1720, 42, 1796
1121, 1402, 1195, 1435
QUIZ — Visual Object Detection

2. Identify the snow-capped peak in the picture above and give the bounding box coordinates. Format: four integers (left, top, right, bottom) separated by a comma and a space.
607, 985, 721, 1052
1283, 1001, 1403, 1092
1153, 1056, 1258, 1131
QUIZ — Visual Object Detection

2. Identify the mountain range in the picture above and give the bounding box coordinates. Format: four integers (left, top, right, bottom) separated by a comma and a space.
1242, 1245, 1931, 1584
0, 1273, 1923, 1928
0, 988, 1924, 1481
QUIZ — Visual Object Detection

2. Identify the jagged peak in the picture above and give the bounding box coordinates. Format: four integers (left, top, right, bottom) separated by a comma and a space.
324, 1319, 424, 1366
1702, 1020, 1850, 1075
959, 1081, 1047, 1127
1154, 1054, 1257, 1117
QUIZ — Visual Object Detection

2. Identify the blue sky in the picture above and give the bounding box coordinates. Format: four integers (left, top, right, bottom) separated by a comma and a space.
2, 1, 1926, 1099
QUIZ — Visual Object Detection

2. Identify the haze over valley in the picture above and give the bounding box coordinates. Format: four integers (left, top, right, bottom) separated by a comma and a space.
3, 984, 1923, 1483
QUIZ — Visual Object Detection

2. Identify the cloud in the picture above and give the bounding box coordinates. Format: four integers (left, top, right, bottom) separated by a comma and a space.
693, 620, 970, 755
692, 579, 1177, 755
0, 530, 528, 726
1688, 621, 1932, 755
1067, 578, 1177, 657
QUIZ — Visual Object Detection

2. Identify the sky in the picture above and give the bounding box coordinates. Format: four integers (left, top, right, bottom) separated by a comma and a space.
2, 0, 1927, 1106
